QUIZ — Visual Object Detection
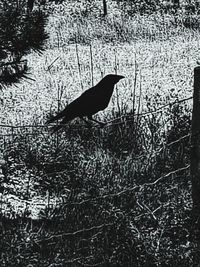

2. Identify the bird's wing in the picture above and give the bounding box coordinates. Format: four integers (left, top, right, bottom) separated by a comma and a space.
51, 115, 72, 133
47, 84, 105, 124
47, 93, 89, 124
80, 84, 114, 112
76, 86, 106, 114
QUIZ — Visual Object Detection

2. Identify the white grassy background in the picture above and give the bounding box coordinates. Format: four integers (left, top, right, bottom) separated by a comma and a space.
1, 1, 199, 126
0, 36, 197, 126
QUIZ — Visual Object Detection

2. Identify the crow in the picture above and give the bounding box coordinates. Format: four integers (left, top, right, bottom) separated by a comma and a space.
46, 74, 124, 132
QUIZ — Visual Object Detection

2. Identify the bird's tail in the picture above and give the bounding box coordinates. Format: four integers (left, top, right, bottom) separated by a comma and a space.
46, 105, 75, 124
46, 112, 63, 124
50, 113, 78, 133
51, 124, 63, 134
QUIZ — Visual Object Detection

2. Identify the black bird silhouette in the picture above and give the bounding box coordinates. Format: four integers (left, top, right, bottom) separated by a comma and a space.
47, 74, 124, 132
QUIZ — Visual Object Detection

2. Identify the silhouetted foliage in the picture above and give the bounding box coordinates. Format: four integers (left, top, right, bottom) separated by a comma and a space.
0, 0, 48, 85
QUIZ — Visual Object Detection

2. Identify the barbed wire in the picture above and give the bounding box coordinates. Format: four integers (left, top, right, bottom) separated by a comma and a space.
0, 95, 193, 131
144, 133, 191, 161
56, 164, 190, 210
0, 95, 193, 179
0, 163, 189, 245
0, 95, 192, 216
24, 131, 189, 181
0, 163, 190, 212
29, 165, 190, 247
105, 95, 193, 126
36, 223, 112, 243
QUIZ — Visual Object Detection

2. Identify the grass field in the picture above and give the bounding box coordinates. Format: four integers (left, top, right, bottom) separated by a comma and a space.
0, 1, 199, 266
1, 1, 199, 125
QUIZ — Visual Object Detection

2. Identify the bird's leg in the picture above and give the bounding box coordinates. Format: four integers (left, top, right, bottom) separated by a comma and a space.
80, 117, 92, 127
87, 116, 106, 127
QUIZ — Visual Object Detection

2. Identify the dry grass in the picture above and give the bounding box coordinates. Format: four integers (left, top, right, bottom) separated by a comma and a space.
0, 38, 197, 126
0, 2, 199, 126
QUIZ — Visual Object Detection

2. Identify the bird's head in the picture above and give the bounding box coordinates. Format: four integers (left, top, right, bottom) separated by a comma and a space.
100, 74, 125, 85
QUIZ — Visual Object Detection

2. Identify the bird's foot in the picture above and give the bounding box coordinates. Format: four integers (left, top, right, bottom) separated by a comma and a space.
86, 122, 93, 128
80, 117, 92, 127
99, 121, 106, 128
87, 117, 106, 128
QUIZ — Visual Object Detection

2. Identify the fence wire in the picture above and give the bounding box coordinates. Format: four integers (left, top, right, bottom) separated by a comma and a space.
0, 94, 193, 266
0, 95, 192, 220
0, 95, 193, 131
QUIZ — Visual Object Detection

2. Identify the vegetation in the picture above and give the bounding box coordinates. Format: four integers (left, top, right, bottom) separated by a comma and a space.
0, 0, 200, 266
0, 0, 48, 86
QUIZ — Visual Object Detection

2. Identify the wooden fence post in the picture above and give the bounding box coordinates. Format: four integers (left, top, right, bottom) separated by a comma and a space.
191, 66, 200, 215
103, 0, 107, 16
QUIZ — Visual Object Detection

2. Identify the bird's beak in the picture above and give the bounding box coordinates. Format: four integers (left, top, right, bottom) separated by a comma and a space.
118, 75, 125, 80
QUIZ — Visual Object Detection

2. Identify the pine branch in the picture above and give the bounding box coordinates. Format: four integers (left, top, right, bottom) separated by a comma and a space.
0, 0, 49, 85
0, 60, 28, 85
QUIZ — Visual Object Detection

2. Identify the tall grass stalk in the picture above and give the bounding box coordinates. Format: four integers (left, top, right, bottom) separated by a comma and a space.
114, 50, 121, 115
136, 69, 142, 132
55, 82, 61, 149
132, 53, 137, 115
75, 42, 83, 91
89, 43, 94, 87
